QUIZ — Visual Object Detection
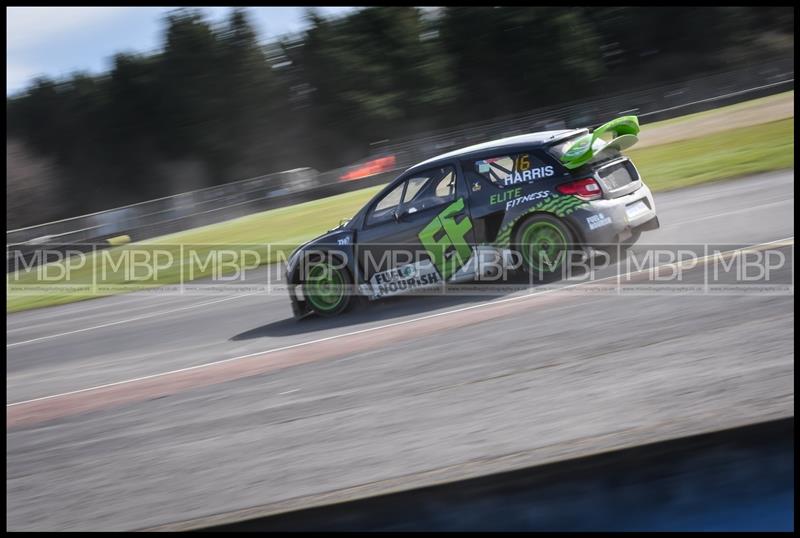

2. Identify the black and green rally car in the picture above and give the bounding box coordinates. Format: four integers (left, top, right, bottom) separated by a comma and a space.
286, 116, 660, 317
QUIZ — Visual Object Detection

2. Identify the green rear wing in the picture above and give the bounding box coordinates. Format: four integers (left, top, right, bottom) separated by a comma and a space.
559, 116, 640, 170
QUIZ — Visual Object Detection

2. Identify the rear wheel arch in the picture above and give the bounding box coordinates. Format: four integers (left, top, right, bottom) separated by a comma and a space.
558, 211, 587, 247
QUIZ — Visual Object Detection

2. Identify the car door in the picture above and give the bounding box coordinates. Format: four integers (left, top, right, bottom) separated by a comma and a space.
357, 164, 475, 293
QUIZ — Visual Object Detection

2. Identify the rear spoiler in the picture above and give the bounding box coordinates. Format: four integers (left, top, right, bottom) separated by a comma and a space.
560, 116, 640, 170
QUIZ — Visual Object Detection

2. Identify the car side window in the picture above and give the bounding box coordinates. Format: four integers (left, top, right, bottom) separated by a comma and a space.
472, 151, 555, 187
366, 166, 457, 226
402, 176, 429, 204
435, 170, 456, 198
401, 166, 456, 213
368, 182, 405, 226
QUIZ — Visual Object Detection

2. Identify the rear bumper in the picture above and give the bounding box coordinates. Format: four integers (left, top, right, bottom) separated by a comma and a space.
635, 214, 660, 232
565, 182, 659, 247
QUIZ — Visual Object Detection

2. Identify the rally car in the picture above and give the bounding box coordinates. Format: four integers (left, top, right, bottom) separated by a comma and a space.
285, 116, 660, 317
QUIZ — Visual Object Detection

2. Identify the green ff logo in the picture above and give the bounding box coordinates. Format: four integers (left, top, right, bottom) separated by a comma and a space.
418, 198, 473, 280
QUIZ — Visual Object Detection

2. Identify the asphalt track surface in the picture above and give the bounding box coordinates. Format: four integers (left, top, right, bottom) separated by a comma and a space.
6, 171, 795, 530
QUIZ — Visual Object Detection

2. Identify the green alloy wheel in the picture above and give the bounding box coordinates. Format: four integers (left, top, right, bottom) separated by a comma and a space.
304, 260, 353, 317
514, 215, 575, 277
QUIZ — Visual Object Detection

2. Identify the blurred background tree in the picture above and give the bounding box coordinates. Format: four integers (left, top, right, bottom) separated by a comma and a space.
6, 6, 794, 223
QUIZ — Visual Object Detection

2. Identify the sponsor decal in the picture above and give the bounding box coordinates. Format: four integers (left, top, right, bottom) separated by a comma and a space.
505, 190, 552, 211
472, 181, 482, 192
337, 236, 351, 245
493, 195, 586, 249
490, 188, 552, 211
476, 157, 503, 174
370, 260, 441, 297
476, 154, 555, 186
490, 188, 522, 207
418, 198, 474, 280
586, 212, 612, 230
502, 166, 554, 186
563, 135, 592, 158
477, 157, 502, 170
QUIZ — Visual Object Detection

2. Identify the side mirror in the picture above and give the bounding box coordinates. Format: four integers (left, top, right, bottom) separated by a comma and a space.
393, 207, 418, 222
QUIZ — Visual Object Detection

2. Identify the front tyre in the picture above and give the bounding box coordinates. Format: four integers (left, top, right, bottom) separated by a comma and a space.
513, 214, 575, 279
303, 260, 353, 317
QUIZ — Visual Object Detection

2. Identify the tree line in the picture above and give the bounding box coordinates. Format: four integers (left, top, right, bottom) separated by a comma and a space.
6, 6, 794, 227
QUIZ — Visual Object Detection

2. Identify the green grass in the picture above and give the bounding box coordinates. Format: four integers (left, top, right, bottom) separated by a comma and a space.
7, 116, 794, 313
628, 117, 793, 191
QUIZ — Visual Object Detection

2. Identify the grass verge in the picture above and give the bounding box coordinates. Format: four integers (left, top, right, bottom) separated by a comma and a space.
629, 117, 793, 191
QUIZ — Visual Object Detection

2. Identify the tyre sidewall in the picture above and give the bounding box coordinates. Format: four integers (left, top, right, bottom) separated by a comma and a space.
303, 259, 354, 317
513, 214, 576, 280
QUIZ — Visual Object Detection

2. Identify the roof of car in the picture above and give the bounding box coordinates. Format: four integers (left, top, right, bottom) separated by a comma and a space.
407, 129, 587, 171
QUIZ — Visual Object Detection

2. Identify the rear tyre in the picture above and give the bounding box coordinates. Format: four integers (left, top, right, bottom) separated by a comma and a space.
513, 214, 576, 280
303, 259, 353, 317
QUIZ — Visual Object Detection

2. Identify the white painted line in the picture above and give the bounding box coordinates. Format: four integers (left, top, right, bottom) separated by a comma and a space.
6, 294, 261, 348
5, 292, 163, 329
279, 389, 300, 395
7, 237, 792, 408
5, 295, 203, 334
